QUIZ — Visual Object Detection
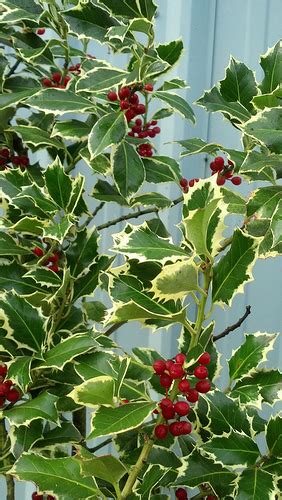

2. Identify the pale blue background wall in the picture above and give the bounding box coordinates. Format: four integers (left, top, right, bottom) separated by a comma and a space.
4, 0, 282, 498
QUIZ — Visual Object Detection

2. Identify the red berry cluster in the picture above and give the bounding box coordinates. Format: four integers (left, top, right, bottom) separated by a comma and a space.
0, 148, 29, 170
0, 364, 21, 407
33, 245, 60, 273
210, 156, 242, 186
127, 118, 160, 158
42, 71, 71, 89
179, 177, 200, 193
107, 86, 147, 121
68, 63, 81, 75
153, 352, 211, 440
32, 492, 55, 500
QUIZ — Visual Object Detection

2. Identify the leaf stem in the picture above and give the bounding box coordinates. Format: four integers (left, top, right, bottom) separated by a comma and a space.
189, 267, 212, 350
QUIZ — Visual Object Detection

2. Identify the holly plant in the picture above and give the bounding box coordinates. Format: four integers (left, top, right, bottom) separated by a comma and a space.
0, 1, 281, 499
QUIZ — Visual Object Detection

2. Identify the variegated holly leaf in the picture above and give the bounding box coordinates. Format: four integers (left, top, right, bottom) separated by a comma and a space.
66, 227, 99, 278
240, 151, 282, 177
74, 351, 119, 381
43, 215, 74, 244
247, 186, 282, 219
23, 268, 61, 289
203, 390, 251, 436
9, 125, 64, 151
88, 112, 127, 159
24, 89, 95, 115
228, 333, 277, 380
202, 431, 260, 467
80, 149, 111, 175
68, 376, 115, 408
72, 255, 114, 302
51, 119, 91, 141
235, 468, 277, 500
130, 192, 172, 209
79, 455, 128, 485
150, 258, 200, 301
136, 464, 176, 500
5, 392, 59, 427
76, 65, 128, 93
156, 39, 184, 67
98, 0, 157, 20
88, 401, 155, 439
243, 108, 282, 154
143, 155, 181, 183
266, 415, 282, 458
232, 369, 282, 407
40, 333, 99, 370
0, 89, 39, 110
7, 356, 31, 392
197, 86, 252, 123
112, 141, 145, 199
260, 40, 282, 94
219, 57, 258, 111
33, 421, 82, 450
212, 229, 258, 306
44, 157, 74, 211
11, 455, 101, 499
9, 420, 44, 459
154, 91, 195, 122
221, 187, 246, 215
230, 377, 262, 407
176, 449, 237, 497
0, 292, 46, 352
0, 263, 49, 296
0, 232, 31, 256
92, 179, 128, 205
113, 222, 189, 264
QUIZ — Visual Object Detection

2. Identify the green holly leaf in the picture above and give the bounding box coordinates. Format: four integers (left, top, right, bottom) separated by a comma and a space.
97, 0, 157, 20
72, 255, 114, 302
202, 431, 260, 467
0, 292, 46, 352
69, 376, 115, 408
88, 401, 155, 439
113, 222, 188, 264
136, 464, 174, 500
221, 187, 246, 215
197, 86, 252, 123
266, 415, 282, 458
247, 186, 282, 218
260, 40, 282, 94
240, 151, 282, 176
41, 333, 99, 370
204, 390, 251, 436
112, 141, 145, 199
9, 125, 64, 151
11, 455, 101, 499
44, 157, 73, 210
79, 455, 128, 485
0, 233, 31, 256
156, 39, 184, 66
219, 57, 258, 111
176, 449, 237, 497
25, 89, 94, 115
229, 333, 277, 380
76, 65, 128, 93
43, 215, 74, 244
160, 78, 187, 91
0, 89, 39, 110
52, 119, 91, 141
23, 268, 62, 289
212, 229, 258, 306
9, 420, 43, 459
243, 108, 282, 153
150, 258, 199, 301
143, 156, 181, 183
235, 468, 276, 500
80, 149, 111, 175
7, 356, 31, 392
75, 351, 119, 381
154, 91, 195, 122
88, 112, 127, 159
130, 192, 172, 209
66, 227, 99, 278
234, 369, 282, 407
5, 392, 59, 427
33, 421, 82, 450
92, 179, 128, 205
230, 377, 262, 406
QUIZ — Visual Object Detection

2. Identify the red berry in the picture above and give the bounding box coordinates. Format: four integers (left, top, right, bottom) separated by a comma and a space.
135, 118, 142, 126
194, 365, 208, 379
154, 424, 169, 439
63, 75, 71, 86
0, 383, 9, 396
32, 493, 43, 500
120, 100, 130, 110
6, 388, 20, 402
144, 83, 154, 92
174, 401, 190, 416
0, 365, 7, 377
135, 103, 146, 115
175, 488, 188, 500
0, 148, 10, 158
175, 353, 186, 365
37, 28, 45, 35
207, 496, 217, 500
209, 161, 217, 172
125, 109, 136, 122
33, 246, 44, 257
159, 398, 174, 410
48, 253, 59, 263
165, 360, 174, 371
19, 156, 29, 167
198, 352, 211, 365
214, 156, 224, 168
4, 380, 13, 389
169, 363, 185, 379
47, 496, 55, 500
186, 389, 199, 403
196, 379, 211, 393
148, 130, 156, 138
216, 176, 225, 186
169, 421, 183, 436
179, 178, 188, 188
138, 131, 148, 139
159, 373, 173, 388
49, 265, 59, 273
162, 406, 175, 419
107, 91, 118, 101
231, 176, 242, 185
180, 421, 192, 435
52, 72, 62, 83
121, 399, 129, 404
68, 65, 76, 72
188, 179, 195, 187
178, 379, 190, 393
128, 131, 134, 137
129, 93, 139, 104
132, 126, 141, 134
153, 359, 166, 375
119, 87, 131, 99
42, 78, 53, 87
153, 126, 161, 134
151, 120, 158, 126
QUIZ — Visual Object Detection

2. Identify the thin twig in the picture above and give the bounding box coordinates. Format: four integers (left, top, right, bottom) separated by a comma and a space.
87, 437, 112, 453
96, 196, 183, 231
6, 59, 21, 78
104, 322, 127, 337
82, 202, 105, 228
213, 305, 251, 341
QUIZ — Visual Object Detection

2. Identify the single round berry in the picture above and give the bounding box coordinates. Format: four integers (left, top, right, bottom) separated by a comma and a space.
175, 488, 188, 500
174, 401, 190, 416
154, 424, 169, 439
225, 170, 233, 179
135, 103, 146, 114
18, 156, 29, 167
128, 131, 134, 137
135, 118, 142, 126
107, 91, 118, 101
119, 86, 131, 99
0, 383, 9, 397
48, 253, 59, 264
52, 72, 62, 83
178, 379, 190, 393
169, 421, 183, 436
63, 75, 71, 86
165, 360, 174, 371
198, 352, 211, 365
159, 397, 173, 410
186, 389, 199, 403
125, 109, 136, 122
169, 363, 185, 380
0, 365, 7, 377
196, 379, 211, 393
144, 83, 154, 92
3, 380, 13, 390
42, 78, 53, 87
129, 93, 139, 104
138, 131, 148, 139
0, 148, 10, 158
32, 493, 43, 500
6, 388, 20, 402
209, 161, 217, 171
49, 265, 59, 273
180, 421, 192, 435
153, 126, 161, 134
175, 353, 186, 365
189, 179, 195, 187
148, 129, 156, 138
159, 373, 173, 388
33, 246, 44, 257
231, 176, 242, 185
120, 100, 130, 110
37, 28, 45, 35
153, 359, 166, 375
214, 156, 224, 168
162, 406, 175, 420
194, 365, 208, 379
179, 178, 188, 188
151, 120, 158, 126
216, 176, 226, 186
